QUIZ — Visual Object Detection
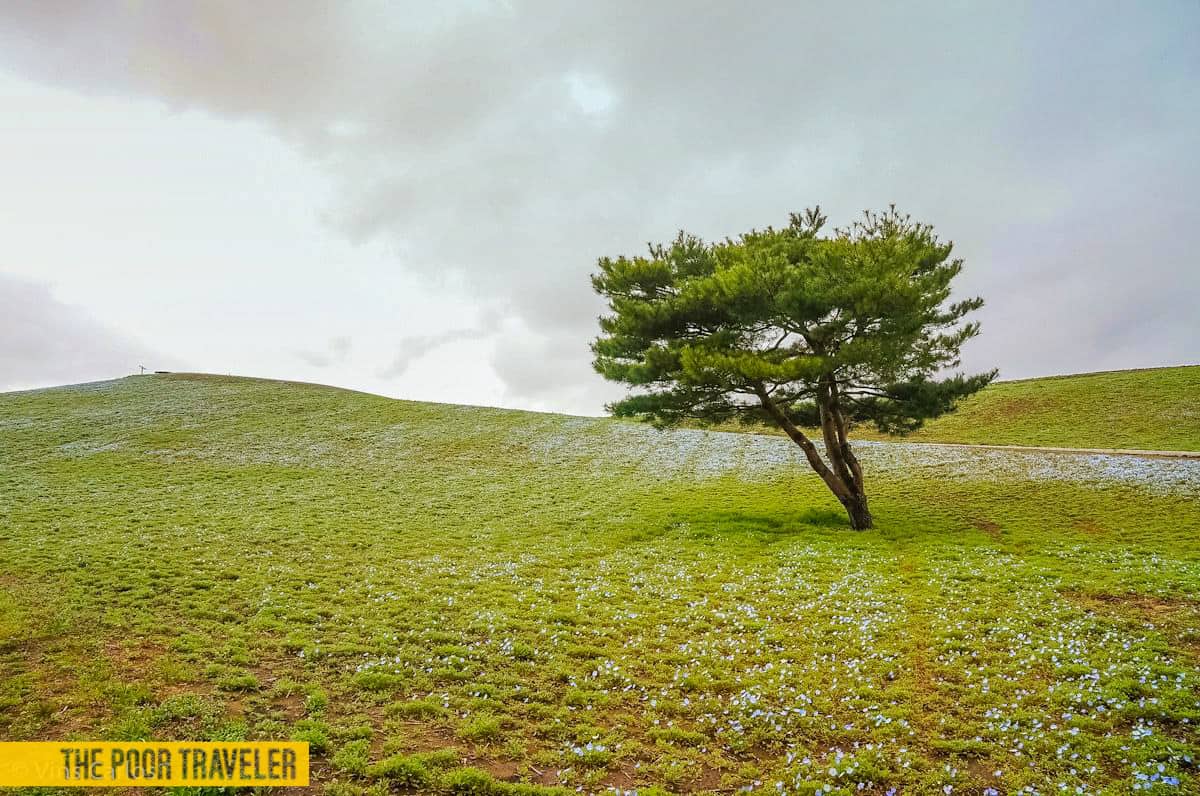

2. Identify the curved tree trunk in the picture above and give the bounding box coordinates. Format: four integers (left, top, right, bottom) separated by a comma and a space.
753, 383, 874, 530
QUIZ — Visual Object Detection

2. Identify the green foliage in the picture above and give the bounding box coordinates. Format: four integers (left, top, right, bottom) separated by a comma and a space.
290, 719, 332, 753
304, 685, 329, 713
592, 206, 995, 527
441, 767, 500, 794
368, 753, 432, 787
324, 784, 389, 796
331, 738, 371, 775
352, 671, 404, 692
386, 698, 447, 719
648, 726, 707, 746
415, 749, 461, 770
336, 723, 373, 740
592, 206, 993, 433
215, 672, 259, 691
458, 714, 503, 742
438, 767, 573, 796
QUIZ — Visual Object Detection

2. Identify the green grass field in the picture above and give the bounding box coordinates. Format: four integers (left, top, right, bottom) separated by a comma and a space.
858, 366, 1199, 452
699, 366, 1200, 453
1, 374, 1198, 795
895, 366, 1200, 451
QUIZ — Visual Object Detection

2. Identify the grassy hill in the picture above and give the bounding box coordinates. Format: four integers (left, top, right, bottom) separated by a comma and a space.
894, 365, 1200, 451
1, 374, 1198, 794
701, 365, 1199, 452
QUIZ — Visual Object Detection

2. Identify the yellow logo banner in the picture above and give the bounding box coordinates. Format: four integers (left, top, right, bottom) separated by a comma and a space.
0, 742, 309, 786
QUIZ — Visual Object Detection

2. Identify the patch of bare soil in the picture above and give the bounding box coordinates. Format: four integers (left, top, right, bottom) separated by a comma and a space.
683, 764, 727, 792
970, 518, 1002, 539
1070, 591, 1196, 615
104, 637, 167, 671
1066, 591, 1200, 656
990, 396, 1047, 420
1072, 518, 1106, 536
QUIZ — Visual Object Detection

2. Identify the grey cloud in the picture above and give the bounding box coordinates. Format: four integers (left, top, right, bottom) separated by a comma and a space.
296, 335, 352, 368
491, 329, 625, 415
492, 333, 587, 403
382, 306, 505, 379
1, 2, 1196, 405
0, 273, 169, 391
381, 327, 488, 379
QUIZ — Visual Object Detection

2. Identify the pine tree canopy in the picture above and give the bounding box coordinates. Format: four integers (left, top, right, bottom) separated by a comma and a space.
590, 206, 996, 530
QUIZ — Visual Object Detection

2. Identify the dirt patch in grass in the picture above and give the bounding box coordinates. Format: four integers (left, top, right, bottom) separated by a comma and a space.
248, 650, 304, 691
1069, 590, 1198, 615
683, 764, 726, 792
1066, 590, 1200, 656
990, 395, 1049, 421
971, 518, 1002, 539
1072, 518, 1106, 536
963, 758, 1005, 787
413, 723, 461, 749
272, 690, 306, 721
601, 763, 640, 790
103, 637, 167, 670
531, 765, 561, 786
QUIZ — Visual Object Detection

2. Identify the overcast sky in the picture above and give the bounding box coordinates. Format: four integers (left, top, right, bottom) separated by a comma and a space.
1, 1, 1197, 414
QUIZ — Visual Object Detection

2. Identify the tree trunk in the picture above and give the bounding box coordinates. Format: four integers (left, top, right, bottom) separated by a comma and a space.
754, 383, 874, 531
841, 491, 873, 531
823, 379, 871, 530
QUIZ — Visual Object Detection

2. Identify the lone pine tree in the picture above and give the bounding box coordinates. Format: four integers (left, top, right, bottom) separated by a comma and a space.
591, 206, 995, 530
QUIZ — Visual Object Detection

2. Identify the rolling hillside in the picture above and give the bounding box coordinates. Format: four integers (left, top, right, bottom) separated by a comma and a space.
896, 365, 1200, 451
703, 365, 1200, 452
1, 374, 1197, 794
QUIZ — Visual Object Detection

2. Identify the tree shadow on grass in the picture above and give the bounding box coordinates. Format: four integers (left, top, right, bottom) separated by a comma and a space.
669, 507, 850, 540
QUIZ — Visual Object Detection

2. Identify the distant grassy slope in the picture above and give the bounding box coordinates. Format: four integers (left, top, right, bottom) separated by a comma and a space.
692, 366, 1200, 451
1, 374, 1197, 793
897, 365, 1200, 450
